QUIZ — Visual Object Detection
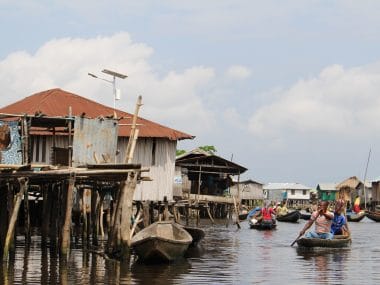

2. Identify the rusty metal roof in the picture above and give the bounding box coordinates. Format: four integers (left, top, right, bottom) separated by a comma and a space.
0, 88, 194, 140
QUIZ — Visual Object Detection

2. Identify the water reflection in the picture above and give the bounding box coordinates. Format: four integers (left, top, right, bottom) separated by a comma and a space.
1, 220, 380, 284
130, 259, 191, 285
296, 248, 350, 284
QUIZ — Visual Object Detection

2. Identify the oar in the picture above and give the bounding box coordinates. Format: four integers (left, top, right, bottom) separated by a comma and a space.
290, 233, 302, 247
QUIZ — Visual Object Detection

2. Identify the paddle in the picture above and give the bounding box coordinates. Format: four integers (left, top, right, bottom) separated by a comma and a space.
290, 233, 302, 247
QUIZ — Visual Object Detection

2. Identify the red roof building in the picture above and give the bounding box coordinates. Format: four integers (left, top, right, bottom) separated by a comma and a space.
0, 88, 193, 140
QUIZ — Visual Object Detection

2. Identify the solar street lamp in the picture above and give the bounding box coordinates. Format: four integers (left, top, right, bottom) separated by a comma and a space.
88, 69, 127, 112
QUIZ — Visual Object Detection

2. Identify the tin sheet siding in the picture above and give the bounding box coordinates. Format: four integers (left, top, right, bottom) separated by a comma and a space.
117, 137, 177, 201
72, 117, 118, 167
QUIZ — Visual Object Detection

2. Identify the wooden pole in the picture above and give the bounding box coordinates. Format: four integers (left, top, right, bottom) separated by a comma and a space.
91, 188, 100, 246
3, 178, 27, 261
60, 175, 75, 257
23, 184, 31, 244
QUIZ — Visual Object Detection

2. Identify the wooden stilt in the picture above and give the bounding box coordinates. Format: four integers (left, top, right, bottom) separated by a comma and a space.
3, 178, 28, 261
41, 184, 52, 245
60, 175, 75, 257
49, 184, 59, 247
163, 196, 169, 221
23, 184, 31, 244
143, 201, 150, 227
81, 188, 88, 244
91, 188, 100, 246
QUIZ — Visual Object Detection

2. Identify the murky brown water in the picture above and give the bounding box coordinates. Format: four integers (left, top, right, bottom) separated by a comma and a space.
1, 217, 380, 284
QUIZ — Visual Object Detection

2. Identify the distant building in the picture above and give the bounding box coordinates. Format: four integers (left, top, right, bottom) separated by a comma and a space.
229, 179, 264, 207
336, 176, 372, 207
316, 183, 338, 201
263, 182, 311, 207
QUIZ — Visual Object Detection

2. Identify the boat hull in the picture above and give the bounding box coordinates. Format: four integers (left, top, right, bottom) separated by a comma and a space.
296, 236, 351, 248
347, 212, 366, 222
183, 226, 205, 246
249, 219, 277, 230
276, 210, 301, 223
131, 221, 192, 262
366, 211, 380, 222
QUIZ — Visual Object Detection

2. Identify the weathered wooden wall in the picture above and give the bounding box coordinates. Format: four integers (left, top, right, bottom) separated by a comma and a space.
30, 135, 177, 202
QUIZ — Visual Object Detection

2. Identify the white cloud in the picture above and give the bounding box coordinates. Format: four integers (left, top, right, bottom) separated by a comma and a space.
226, 65, 251, 80
248, 62, 380, 139
0, 32, 216, 136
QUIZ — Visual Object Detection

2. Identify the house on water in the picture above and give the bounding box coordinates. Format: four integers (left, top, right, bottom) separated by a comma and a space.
175, 148, 248, 218
263, 182, 312, 208
0, 88, 194, 202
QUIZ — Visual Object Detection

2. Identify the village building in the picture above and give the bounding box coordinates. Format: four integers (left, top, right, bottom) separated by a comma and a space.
0, 88, 194, 202
336, 176, 372, 209
229, 179, 264, 208
175, 148, 248, 219
316, 183, 339, 201
263, 182, 311, 208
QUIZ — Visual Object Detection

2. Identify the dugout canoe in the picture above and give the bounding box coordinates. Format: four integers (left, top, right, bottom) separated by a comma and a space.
131, 221, 193, 262
347, 211, 366, 222
249, 218, 277, 230
365, 211, 380, 222
182, 226, 205, 246
296, 235, 351, 248
276, 210, 301, 223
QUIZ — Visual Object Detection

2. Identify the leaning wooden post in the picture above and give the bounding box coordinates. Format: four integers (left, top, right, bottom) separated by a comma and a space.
125, 96, 142, 164
3, 177, 28, 262
60, 174, 76, 257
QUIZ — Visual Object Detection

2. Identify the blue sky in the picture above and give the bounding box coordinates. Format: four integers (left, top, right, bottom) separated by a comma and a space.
1, 0, 380, 187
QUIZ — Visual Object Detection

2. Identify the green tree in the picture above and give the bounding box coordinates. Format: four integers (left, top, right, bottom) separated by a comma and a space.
199, 145, 217, 154
176, 149, 186, 156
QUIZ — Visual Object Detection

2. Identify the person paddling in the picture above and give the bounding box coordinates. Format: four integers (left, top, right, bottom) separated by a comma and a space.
299, 200, 334, 240
331, 200, 349, 236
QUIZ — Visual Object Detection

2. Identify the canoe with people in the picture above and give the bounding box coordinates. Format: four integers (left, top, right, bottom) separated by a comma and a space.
249, 202, 277, 230
275, 201, 300, 223
291, 199, 351, 248
346, 211, 366, 222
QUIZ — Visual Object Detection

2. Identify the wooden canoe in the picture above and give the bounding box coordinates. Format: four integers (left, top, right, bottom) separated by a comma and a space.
299, 212, 311, 220
366, 211, 380, 222
249, 219, 277, 230
276, 210, 301, 223
347, 211, 366, 222
131, 221, 193, 262
183, 226, 205, 246
296, 235, 351, 248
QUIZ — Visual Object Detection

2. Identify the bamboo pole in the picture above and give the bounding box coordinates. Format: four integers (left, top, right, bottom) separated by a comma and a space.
125, 96, 143, 164
3, 178, 27, 261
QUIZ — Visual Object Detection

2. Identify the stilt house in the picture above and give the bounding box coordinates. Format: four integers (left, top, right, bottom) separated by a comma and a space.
0, 88, 193, 201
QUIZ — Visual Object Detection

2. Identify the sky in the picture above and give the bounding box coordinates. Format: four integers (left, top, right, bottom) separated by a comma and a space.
1, 0, 380, 187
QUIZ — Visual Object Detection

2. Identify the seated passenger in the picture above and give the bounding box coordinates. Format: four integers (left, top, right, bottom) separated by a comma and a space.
299, 201, 334, 240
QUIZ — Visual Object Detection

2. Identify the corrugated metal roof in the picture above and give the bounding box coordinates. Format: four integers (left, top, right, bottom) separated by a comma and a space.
316, 183, 338, 191
0, 88, 194, 141
263, 182, 311, 190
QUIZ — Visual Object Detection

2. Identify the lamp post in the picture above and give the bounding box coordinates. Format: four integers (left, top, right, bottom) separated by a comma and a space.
88, 69, 128, 113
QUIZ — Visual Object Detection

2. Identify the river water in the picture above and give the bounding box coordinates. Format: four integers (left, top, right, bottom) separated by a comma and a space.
1, 217, 380, 284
